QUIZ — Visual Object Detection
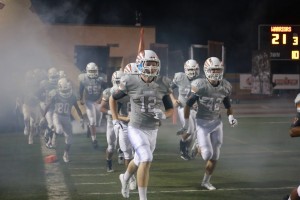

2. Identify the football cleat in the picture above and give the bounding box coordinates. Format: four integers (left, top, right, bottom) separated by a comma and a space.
180, 152, 191, 161
201, 182, 216, 190
119, 174, 130, 198
28, 136, 33, 145
63, 153, 69, 163
92, 140, 98, 149
129, 175, 137, 190
106, 160, 114, 173
46, 143, 55, 149
24, 127, 29, 135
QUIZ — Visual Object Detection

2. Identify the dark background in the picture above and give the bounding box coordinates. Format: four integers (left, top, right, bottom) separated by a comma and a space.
30, 0, 300, 73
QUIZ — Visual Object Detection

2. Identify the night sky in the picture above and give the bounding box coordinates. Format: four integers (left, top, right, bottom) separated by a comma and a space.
30, 0, 300, 73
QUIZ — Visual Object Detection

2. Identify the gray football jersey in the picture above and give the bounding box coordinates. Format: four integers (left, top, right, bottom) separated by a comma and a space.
38, 79, 58, 104
111, 86, 130, 117
118, 75, 171, 130
171, 72, 196, 107
191, 78, 232, 120
102, 87, 111, 102
78, 73, 104, 102
50, 92, 78, 117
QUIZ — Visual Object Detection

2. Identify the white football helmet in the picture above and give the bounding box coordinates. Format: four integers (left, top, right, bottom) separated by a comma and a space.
58, 78, 72, 98
203, 57, 224, 82
86, 62, 99, 79
48, 67, 59, 84
136, 50, 160, 77
124, 62, 139, 74
111, 70, 124, 87
59, 70, 66, 78
184, 59, 200, 79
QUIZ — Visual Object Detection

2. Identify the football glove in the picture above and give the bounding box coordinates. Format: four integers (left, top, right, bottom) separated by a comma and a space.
228, 115, 238, 127
112, 119, 123, 130
153, 108, 166, 120
176, 119, 189, 135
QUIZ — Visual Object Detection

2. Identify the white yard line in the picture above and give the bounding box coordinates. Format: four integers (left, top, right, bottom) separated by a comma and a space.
82, 186, 294, 195
40, 137, 70, 200
71, 174, 108, 177
75, 182, 116, 185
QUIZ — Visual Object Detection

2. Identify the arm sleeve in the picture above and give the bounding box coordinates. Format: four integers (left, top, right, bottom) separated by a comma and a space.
186, 92, 199, 107
223, 96, 231, 109
79, 83, 84, 100
112, 90, 127, 100
162, 95, 173, 110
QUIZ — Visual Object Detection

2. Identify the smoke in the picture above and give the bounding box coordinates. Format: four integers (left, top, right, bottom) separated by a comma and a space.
0, 0, 79, 131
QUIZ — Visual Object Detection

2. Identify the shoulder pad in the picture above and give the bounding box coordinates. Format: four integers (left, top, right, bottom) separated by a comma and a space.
173, 72, 185, 82
190, 78, 205, 93
221, 79, 232, 94
161, 76, 172, 87
78, 73, 85, 82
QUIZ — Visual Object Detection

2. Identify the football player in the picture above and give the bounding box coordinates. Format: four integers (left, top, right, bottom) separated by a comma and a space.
109, 50, 174, 199
41, 78, 83, 162
170, 59, 200, 160
289, 93, 300, 137
124, 62, 139, 74
99, 70, 127, 172
78, 62, 106, 148
283, 185, 300, 200
21, 69, 41, 144
38, 67, 60, 148
180, 57, 238, 190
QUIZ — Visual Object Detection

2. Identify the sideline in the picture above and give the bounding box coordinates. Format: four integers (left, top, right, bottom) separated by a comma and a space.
40, 136, 71, 200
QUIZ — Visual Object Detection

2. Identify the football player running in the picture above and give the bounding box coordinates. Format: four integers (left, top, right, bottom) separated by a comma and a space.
99, 70, 129, 173
38, 67, 60, 149
78, 62, 106, 149
283, 185, 300, 200
180, 57, 237, 190
109, 50, 173, 199
41, 78, 83, 162
289, 93, 300, 137
21, 69, 41, 144
170, 59, 200, 160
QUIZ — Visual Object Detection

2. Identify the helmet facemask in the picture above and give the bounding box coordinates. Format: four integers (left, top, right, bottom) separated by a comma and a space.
203, 57, 224, 83
136, 50, 160, 80
184, 59, 199, 79
111, 71, 124, 87
86, 62, 99, 79
48, 67, 59, 84
58, 78, 72, 98
138, 60, 160, 78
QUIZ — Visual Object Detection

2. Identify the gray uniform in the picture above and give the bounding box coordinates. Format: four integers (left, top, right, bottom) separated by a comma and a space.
50, 92, 78, 144
192, 78, 232, 120
78, 73, 105, 102
119, 74, 172, 130
191, 78, 232, 161
171, 72, 194, 107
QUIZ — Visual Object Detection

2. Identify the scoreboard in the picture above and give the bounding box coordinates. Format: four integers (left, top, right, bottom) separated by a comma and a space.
258, 24, 300, 60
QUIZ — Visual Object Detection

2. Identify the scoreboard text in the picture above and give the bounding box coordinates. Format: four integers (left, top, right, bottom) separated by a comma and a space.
258, 25, 300, 60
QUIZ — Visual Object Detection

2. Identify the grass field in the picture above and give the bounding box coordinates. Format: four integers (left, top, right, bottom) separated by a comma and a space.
1, 99, 300, 200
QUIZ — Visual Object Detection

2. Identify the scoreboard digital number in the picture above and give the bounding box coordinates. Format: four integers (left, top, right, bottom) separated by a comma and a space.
258, 25, 300, 60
